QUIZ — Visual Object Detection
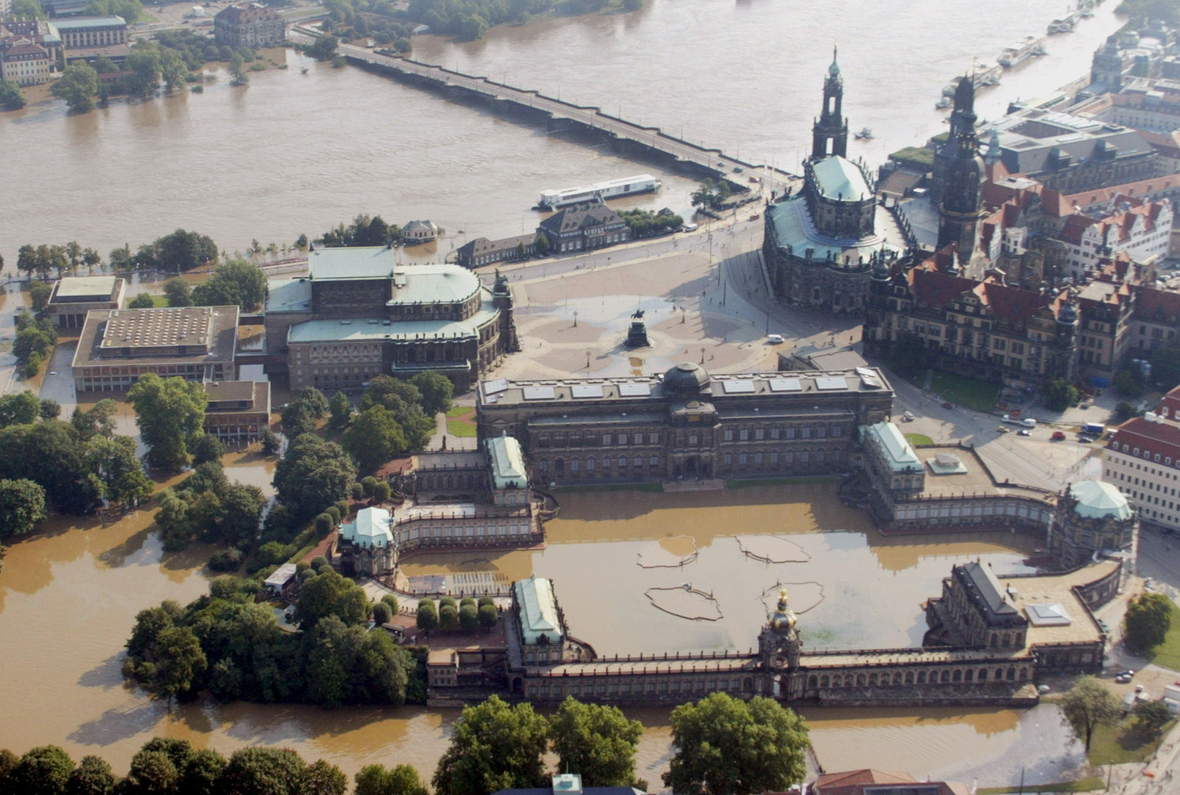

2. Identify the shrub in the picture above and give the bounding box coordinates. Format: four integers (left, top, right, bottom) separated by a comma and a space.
207, 548, 243, 572
373, 601, 393, 625
381, 593, 399, 613
350, 482, 364, 501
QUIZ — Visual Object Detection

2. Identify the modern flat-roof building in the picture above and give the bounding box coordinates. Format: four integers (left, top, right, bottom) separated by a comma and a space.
202, 380, 271, 444
51, 15, 125, 48
46, 276, 125, 328
264, 246, 517, 392
476, 363, 894, 483
71, 305, 239, 392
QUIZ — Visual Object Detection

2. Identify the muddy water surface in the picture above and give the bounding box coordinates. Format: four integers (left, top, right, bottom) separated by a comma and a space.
0, 481, 1066, 785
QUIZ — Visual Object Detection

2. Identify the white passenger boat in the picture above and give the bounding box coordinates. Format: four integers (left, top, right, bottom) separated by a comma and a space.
536, 174, 662, 210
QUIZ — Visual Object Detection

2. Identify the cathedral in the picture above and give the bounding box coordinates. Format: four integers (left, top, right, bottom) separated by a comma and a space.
762, 50, 914, 314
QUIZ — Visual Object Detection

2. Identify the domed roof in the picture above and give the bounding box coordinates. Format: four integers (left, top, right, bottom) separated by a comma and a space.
1069, 480, 1132, 521
663, 362, 710, 396
769, 588, 797, 633
828, 46, 840, 77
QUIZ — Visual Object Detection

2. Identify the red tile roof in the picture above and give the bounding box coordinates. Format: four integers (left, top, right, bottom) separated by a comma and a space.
1108, 416, 1180, 462
1158, 385, 1180, 420
1134, 286, 1180, 325
907, 266, 977, 310
1048, 174, 1180, 217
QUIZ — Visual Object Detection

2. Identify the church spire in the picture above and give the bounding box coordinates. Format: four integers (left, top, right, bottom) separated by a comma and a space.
812, 47, 848, 161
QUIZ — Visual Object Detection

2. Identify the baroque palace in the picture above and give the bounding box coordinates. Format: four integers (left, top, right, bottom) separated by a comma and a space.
407, 363, 1136, 707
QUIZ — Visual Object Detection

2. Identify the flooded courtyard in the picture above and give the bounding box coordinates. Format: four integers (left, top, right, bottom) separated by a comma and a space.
0, 478, 1088, 786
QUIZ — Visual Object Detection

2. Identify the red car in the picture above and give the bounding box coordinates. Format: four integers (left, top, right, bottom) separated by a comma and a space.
1051, 431, 1066, 441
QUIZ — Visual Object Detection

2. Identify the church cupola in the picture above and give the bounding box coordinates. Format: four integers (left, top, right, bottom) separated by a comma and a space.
811, 46, 849, 161
937, 76, 986, 264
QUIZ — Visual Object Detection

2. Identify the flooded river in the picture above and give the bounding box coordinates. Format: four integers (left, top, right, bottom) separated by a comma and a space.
0, 0, 1122, 258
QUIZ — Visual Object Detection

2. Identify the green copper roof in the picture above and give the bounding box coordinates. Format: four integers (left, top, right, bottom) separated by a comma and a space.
340, 507, 394, 548
1069, 480, 1131, 520
485, 433, 527, 491
829, 45, 840, 77
862, 421, 922, 472
514, 576, 562, 645
812, 156, 871, 201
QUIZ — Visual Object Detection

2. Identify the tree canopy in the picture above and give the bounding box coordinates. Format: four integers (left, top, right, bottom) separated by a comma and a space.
433, 695, 550, 795
343, 405, 408, 473
1060, 676, 1120, 752
664, 693, 809, 795
128, 374, 208, 471
191, 259, 268, 310
0, 478, 47, 541
273, 434, 357, 522
52, 63, 98, 113
315, 213, 399, 247
549, 697, 644, 787
1124, 592, 1173, 654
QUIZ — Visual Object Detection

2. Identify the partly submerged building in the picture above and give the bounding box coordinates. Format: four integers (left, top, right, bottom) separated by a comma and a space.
46, 276, 125, 329
1050, 480, 1137, 567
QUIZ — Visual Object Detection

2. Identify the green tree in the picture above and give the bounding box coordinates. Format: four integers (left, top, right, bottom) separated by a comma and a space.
549, 697, 644, 787
72, 399, 117, 440
40, 399, 61, 420
410, 371, 454, 416
433, 696, 549, 795
1124, 592, 1173, 654
1060, 676, 1121, 752
354, 764, 428, 795
273, 434, 357, 521
191, 259, 267, 309
161, 47, 189, 93
52, 63, 98, 112
416, 599, 437, 631
190, 433, 227, 466
218, 748, 307, 795
164, 278, 193, 307
373, 600, 393, 625
343, 405, 407, 473
8, 0, 43, 20
28, 280, 52, 311
459, 603, 479, 632
296, 569, 370, 630
1116, 400, 1140, 420
17, 244, 37, 277
83, 435, 152, 510
128, 374, 208, 471
664, 693, 809, 795
124, 748, 179, 795
0, 478, 48, 541
66, 755, 117, 795
10, 746, 75, 795
1148, 343, 1180, 391
309, 34, 339, 60
229, 53, 249, 85
329, 391, 351, 429
129, 292, 156, 309
302, 760, 347, 795
1134, 699, 1173, 738
1114, 368, 1144, 398
438, 603, 459, 631
0, 390, 43, 427
151, 625, 207, 705
180, 748, 226, 795
381, 593, 399, 613
126, 43, 162, 98
478, 603, 498, 629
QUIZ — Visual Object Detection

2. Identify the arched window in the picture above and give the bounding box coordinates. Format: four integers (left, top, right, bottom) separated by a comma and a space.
965, 669, 974, 682
952, 670, 962, 683
892, 673, 902, 685
869, 673, 878, 686
905, 672, 914, 684
808, 675, 818, 689
978, 668, 988, 681
1007, 667, 1016, 681
995, 668, 1004, 681
917, 671, 926, 684
820, 675, 829, 688
941, 670, 950, 683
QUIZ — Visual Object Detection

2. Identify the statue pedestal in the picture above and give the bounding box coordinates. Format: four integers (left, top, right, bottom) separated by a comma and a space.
624, 319, 650, 349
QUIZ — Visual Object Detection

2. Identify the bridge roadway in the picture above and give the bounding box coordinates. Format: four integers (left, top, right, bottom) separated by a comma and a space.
340, 44, 802, 194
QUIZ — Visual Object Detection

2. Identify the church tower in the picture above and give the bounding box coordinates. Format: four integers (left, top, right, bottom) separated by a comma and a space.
811, 47, 849, 160
937, 77, 986, 263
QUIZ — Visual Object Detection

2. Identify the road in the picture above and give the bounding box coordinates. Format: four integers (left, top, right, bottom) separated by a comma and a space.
340, 45, 802, 195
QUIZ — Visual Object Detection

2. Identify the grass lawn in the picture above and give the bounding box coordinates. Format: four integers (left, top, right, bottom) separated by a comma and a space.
1141, 600, 1180, 670
446, 406, 478, 438
904, 433, 934, 446
930, 371, 1000, 413
1088, 715, 1175, 766
978, 778, 1104, 794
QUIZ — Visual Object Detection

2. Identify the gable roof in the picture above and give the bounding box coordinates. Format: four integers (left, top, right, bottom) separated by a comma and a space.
538, 202, 624, 235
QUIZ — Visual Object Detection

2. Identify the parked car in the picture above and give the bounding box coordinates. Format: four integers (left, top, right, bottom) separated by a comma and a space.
901, 411, 915, 422
1051, 431, 1066, 441
1021, 418, 1037, 428
1018, 429, 1031, 436
1079, 435, 1094, 444
996, 425, 1009, 433
749, 213, 761, 220
766, 334, 784, 344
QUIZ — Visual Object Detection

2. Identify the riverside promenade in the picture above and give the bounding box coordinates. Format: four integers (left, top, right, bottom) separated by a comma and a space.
340, 44, 801, 194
